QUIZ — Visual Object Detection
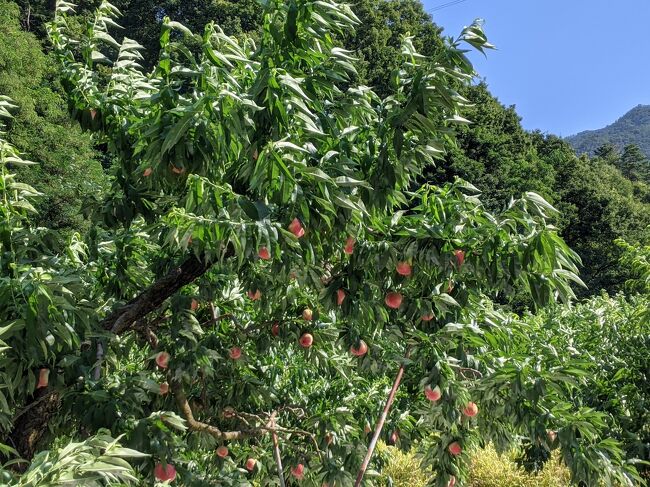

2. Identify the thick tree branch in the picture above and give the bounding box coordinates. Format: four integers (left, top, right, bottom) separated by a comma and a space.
101, 253, 214, 334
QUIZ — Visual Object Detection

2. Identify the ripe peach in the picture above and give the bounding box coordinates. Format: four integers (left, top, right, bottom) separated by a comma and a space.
271, 322, 280, 337
247, 290, 261, 301
424, 385, 442, 402
302, 308, 313, 321
547, 430, 557, 443
421, 313, 434, 321
258, 247, 271, 260
336, 289, 346, 306
190, 298, 198, 311
448, 475, 456, 487
384, 292, 402, 309
344, 237, 355, 255
36, 368, 49, 389
350, 340, 368, 357
396, 261, 412, 276
143, 167, 153, 177
448, 442, 462, 456
463, 401, 479, 417
216, 446, 229, 458
229, 347, 242, 360
288, 218, 305, 238
245, 457, 256, 472
454, 249, 465, 267
154, 463, 176, 482
156, 351, 170, 369
299, 333, 314, 348
171, 165, 185, 174
389, 430, 399, 445
160, 382, 169, 395
291, 463, 304, 480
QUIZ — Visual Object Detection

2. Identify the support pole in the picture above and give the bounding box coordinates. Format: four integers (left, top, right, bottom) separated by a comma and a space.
271, 414, 286, 487
354, 350, 410, 487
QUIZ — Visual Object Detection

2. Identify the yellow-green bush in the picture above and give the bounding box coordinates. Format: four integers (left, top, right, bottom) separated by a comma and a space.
469, 445, 571, 487
378, 444, 571, 487
376, 442, 430, 487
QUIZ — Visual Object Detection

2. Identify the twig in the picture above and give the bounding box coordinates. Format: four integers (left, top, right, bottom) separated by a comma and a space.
235, 411, 321, 457
450, 364, 483, 379
171, 383, 322, 461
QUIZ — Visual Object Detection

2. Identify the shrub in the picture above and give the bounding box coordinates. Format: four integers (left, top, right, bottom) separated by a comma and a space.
379, 444, 571, 487
378, 442, 430, 487
470, 445, 570, 487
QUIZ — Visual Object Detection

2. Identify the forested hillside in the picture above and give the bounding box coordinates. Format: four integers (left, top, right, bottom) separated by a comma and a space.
567, 104, 650, 158
0, 1, 648, 485
0, 1, 106, 235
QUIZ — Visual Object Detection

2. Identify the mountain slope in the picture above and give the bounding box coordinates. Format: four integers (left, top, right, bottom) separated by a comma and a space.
566, 104, 650, 157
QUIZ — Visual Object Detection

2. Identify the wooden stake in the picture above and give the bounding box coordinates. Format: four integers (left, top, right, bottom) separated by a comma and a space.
354, 350, 411, 487
271, 414, 286, 487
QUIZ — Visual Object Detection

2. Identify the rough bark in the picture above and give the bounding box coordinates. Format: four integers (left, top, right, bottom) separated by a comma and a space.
8, 388, 60, 468
101, 253, 214, 334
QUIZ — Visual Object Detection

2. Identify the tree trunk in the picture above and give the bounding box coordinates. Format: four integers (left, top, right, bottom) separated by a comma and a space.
7, 389, 60, 469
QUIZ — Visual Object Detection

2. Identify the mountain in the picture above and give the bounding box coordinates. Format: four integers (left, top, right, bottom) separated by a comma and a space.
566, 104, 650, 157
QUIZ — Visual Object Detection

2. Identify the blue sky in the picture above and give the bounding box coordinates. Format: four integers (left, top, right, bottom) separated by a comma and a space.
420, 0, 650, 136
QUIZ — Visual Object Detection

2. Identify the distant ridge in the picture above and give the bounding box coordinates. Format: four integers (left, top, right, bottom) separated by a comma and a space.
566, 104, 650, 157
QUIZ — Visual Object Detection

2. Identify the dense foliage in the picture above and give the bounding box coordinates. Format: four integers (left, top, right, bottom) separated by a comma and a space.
10, 0, 445, 97
0, 0, 107, 235
0, 0, 648, 486
527, 292, 650, 473
433, 84, 650, 296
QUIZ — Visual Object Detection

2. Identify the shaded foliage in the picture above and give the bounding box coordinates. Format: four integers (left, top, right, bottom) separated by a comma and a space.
0, 0, 107, 235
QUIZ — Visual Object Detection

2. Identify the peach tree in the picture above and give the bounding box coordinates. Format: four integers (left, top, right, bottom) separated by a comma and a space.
0, 0, 642, 485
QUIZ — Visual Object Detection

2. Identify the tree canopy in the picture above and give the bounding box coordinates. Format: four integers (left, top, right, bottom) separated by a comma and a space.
0, 0, 648, 486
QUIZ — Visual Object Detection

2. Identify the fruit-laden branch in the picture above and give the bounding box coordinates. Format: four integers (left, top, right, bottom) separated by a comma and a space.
10, 251, 224, 461
100, 253, 214, 334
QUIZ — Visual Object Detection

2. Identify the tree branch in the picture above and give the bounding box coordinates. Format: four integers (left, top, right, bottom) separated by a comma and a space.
101, 253, 214, 335
170, 381, 322, 457
170, 379, 260, 441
